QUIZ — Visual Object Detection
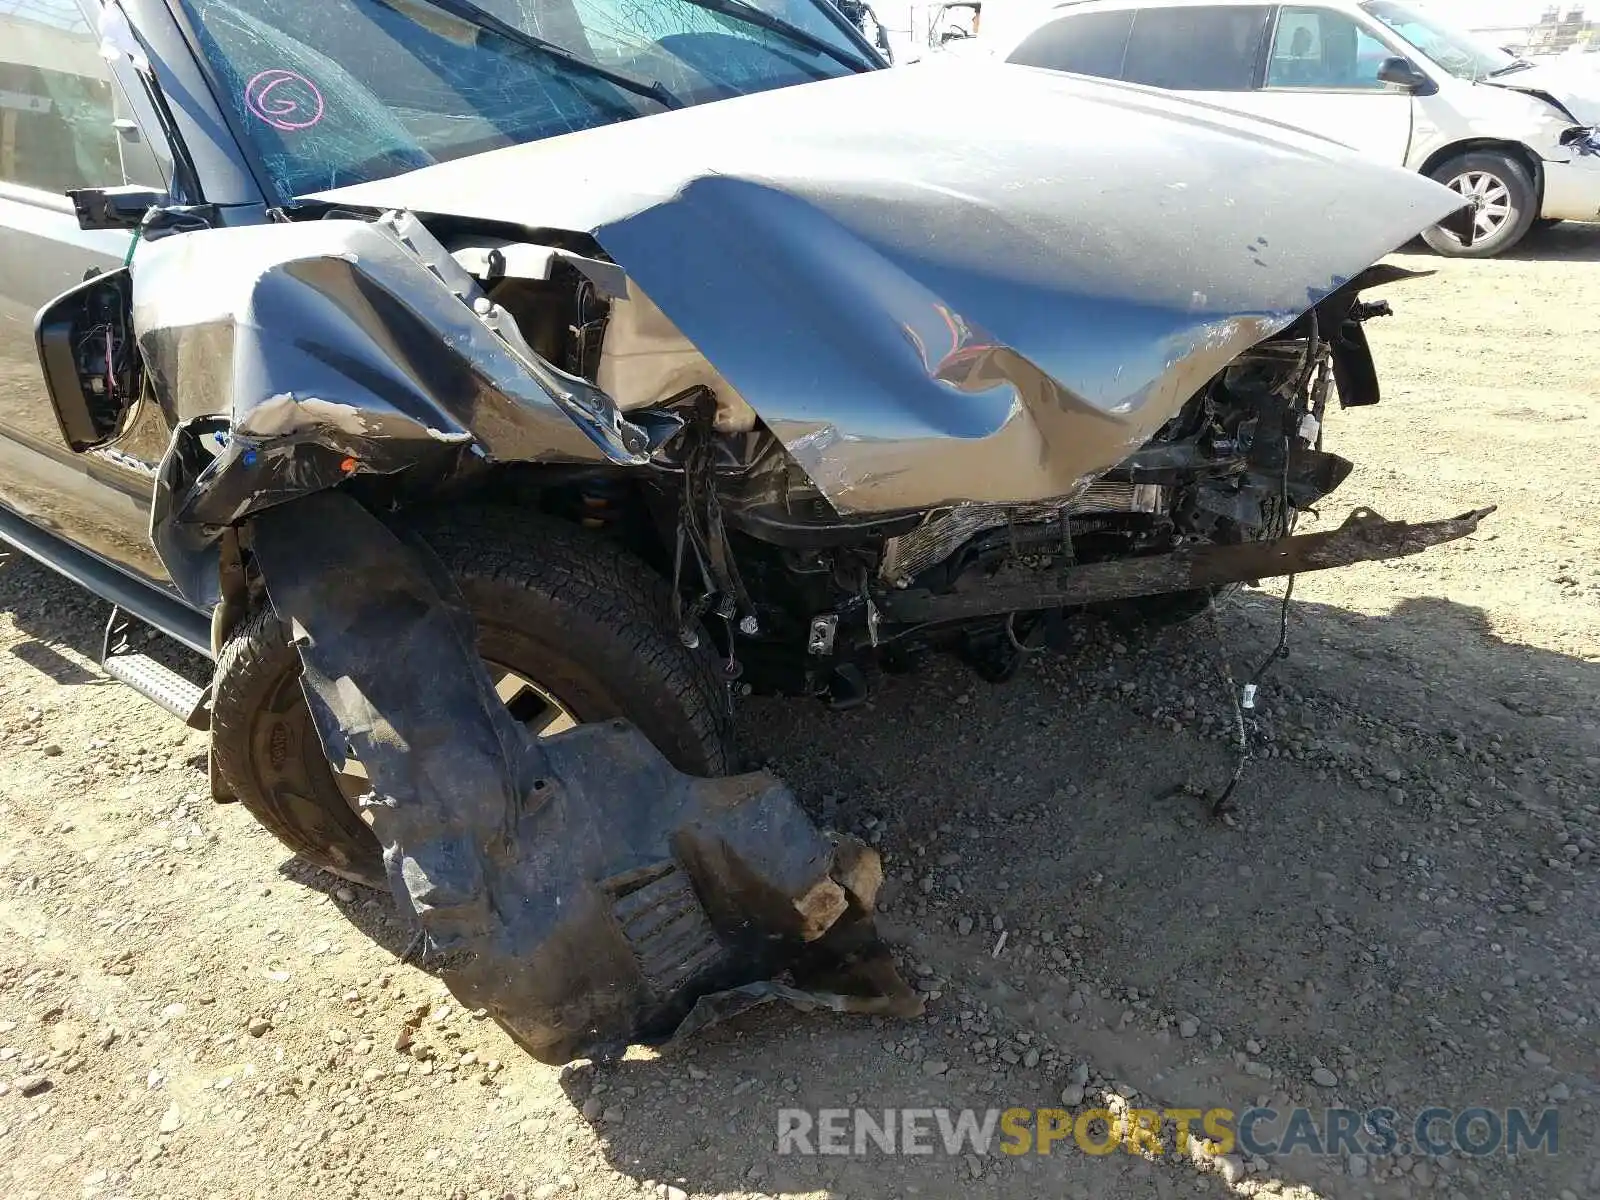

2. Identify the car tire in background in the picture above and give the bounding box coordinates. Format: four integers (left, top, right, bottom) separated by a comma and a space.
210, 508, 733, 889
1422, 151, 1539, 258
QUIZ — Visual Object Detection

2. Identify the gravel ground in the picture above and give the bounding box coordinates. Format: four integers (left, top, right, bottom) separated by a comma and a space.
0, 225, 1596, 1200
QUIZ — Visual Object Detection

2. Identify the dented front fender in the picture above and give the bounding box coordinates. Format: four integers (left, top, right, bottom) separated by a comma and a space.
138, 212, 668, 603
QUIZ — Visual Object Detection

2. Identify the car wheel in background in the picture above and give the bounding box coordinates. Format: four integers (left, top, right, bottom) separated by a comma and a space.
1422, 151, 1539, 258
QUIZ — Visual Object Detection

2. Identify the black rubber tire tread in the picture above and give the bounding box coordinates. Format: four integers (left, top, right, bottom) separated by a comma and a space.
211, 507, 732, 887
400, 505, 734, 779
1420, 151, 1539, 259
211, 603, 384, 885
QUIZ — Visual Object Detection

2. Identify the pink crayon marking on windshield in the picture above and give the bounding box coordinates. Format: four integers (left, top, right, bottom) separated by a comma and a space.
245, 69, 325, 132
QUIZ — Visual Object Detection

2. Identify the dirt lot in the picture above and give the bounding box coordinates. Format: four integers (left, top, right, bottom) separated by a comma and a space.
1, 225, 1597, 1200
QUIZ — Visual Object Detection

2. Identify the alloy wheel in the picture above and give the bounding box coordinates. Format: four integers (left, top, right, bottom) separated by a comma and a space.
1444, 170, 1513, 243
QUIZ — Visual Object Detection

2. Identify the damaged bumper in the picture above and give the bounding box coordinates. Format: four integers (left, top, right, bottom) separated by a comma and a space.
250, 492, 920, 1063
881, 506, 1497, 625
1543, 130, 1600, 221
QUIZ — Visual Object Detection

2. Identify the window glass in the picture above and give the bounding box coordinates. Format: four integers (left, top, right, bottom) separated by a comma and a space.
0, 0, 164, 194
1267, 6, 1390, 88
1361, 0, 1514, 81
179, 0, 865, 198
1122, 5, 1269, 90
1007, 10, 1134, 79
929, 2, 979, 48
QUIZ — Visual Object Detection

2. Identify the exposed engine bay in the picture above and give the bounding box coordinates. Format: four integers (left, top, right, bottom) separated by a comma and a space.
465, 237, 1416, 698
46, 207, 1490, 707
498, 240, 1490, 701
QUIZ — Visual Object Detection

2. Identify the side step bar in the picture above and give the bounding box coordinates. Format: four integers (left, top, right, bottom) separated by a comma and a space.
0, 515, 215, 749
0, 505, 212, 656
102, 607, 210, 730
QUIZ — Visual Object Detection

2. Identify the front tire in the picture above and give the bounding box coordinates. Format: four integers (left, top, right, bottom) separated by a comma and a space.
1421, 151, 1538, 258
211, 509, 733, 888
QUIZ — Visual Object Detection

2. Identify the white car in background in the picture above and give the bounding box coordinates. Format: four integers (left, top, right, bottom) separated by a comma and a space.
986, 0, 1600, 255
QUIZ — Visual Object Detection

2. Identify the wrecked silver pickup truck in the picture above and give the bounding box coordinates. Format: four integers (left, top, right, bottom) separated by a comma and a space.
8, 0, 1488, 1061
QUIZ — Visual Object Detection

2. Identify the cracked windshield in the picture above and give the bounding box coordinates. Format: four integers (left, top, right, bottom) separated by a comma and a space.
179, 0, 871, 195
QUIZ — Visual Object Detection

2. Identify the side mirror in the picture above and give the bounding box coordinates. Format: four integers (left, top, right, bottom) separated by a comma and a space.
1376, 56, 1436, 94
65, 184, 169, 231
34, 269, 141, 453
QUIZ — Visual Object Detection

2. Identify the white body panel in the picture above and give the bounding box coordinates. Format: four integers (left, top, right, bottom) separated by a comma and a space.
988, 0, 1600, 222
1211, 88, 1413, 161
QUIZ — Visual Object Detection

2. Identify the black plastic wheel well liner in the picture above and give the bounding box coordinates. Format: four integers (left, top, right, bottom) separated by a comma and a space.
247, 489, 918, 1063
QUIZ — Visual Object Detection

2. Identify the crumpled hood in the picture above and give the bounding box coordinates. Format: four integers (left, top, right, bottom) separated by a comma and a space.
320, 60, 1465, 514
1482, 60, 1600, 124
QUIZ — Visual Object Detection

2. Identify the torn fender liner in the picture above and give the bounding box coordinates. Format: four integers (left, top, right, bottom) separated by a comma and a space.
322, 60, 1471, 514
882, 506, 1496, 624
141, 212, 670, 606
249, 491, 920, 1064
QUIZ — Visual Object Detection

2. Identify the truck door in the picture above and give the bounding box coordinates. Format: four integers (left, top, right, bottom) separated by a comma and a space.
0, 0, 174, 581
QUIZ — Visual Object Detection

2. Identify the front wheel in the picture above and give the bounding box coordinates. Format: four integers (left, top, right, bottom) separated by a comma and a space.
1422, 152, 1538, 258
210, 509, 733, 888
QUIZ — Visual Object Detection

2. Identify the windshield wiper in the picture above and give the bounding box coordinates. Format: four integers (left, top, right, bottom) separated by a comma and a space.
674, 0, 876, 73
376, 0, 684, 110
1486, 59, 1535, 77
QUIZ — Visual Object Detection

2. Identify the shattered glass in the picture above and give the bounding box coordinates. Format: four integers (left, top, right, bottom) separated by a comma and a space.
177, 0, 861, 196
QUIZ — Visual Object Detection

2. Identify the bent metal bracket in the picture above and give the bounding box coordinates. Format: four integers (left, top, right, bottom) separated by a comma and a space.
250, 491, 922, 1064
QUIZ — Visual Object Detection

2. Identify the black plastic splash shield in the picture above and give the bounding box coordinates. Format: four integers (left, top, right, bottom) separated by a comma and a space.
250, 491, 920, 1063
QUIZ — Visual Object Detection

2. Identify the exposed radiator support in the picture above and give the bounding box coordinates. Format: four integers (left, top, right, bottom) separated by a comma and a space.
879, 482, 1166, 584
